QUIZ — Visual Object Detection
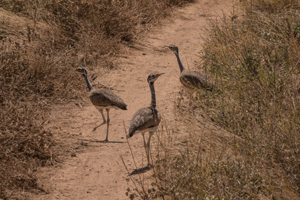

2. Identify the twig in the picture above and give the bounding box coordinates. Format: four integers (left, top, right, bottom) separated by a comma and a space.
122, 121, 148, 198
120, 155, 143, 198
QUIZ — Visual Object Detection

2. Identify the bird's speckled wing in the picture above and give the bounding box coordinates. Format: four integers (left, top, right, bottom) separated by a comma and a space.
128, 107, 161, 137
89, 88, 127, 110
180, 70, 213, 90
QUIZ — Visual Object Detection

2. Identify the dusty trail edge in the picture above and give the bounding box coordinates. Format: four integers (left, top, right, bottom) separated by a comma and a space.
33, 0, 233, 199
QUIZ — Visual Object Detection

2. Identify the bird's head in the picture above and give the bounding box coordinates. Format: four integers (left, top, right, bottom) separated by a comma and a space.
147, 72, 165, 84
73, 67, 88, 77
165, 44, 179, 54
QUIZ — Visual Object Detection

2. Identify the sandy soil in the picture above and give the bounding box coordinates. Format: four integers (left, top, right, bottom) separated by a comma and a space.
32, 0, 233, 199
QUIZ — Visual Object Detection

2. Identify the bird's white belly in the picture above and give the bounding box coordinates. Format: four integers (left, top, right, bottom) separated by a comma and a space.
134, 125, 159, 134
183, 87, 195, 94
95, 106, 121, 111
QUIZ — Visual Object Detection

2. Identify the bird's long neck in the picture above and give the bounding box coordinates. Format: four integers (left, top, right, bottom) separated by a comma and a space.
83, 74, 93, 92
149, 82, 156, 109
175, 52, 185, 73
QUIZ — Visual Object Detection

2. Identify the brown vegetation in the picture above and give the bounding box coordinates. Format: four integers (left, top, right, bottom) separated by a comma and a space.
4, 0, 299, 199
0, 0, 193, 198
147, 0, 300, 199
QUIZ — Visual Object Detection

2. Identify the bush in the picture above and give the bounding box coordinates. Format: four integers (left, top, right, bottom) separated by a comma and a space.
201, 0, 300, 197
0, 0, 194, 198
152, 0, 300, 199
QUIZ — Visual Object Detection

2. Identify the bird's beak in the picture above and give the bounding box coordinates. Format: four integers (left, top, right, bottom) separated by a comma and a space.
159, 72, 165, 76
165, 45, 170, 48
72, 68, 77, 71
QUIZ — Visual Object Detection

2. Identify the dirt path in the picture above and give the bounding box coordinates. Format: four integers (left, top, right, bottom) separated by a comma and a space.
33, 0, 232, 199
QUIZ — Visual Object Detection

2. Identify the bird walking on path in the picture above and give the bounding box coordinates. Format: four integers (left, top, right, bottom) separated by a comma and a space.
166, 44, 214, 93
127, 72, 164, 166
74, 67, 127, 142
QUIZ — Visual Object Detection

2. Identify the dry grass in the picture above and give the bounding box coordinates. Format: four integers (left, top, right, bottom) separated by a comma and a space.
143, 0, 300, 199
0, 0, 194, 198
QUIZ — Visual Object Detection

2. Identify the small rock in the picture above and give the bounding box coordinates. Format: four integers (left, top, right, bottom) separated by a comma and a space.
129, 193, 135, 200
71, 153, 76, 157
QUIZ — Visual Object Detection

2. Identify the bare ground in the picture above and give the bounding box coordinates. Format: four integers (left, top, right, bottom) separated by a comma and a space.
32, 0, 233, 199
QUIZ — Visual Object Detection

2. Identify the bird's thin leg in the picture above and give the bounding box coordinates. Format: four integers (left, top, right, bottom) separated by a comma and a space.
93, 109, 106, 132
185, 89, 193, 107
104, 109, 110, 142
189, 93, 193, 107
142, 133, 147, 152
147, 132, 154, 166
142, 133, 148, 162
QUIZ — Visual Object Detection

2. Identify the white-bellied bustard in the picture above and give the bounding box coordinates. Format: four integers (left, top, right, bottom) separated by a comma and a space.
166, 44, 214, 93
74, 67, 127, 142
127, 72, 164, 167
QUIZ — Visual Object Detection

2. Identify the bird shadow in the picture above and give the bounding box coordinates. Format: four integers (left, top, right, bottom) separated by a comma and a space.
129, 165, 152, 176
82, 139, 125, 144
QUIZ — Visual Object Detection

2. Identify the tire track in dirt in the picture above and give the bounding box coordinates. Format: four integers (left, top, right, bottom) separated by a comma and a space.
33, 0, 233, 199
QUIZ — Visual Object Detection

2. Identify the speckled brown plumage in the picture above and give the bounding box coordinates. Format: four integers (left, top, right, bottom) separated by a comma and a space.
166, 44, 215, 91
127, 72, 164, 166
74, 67, 127, 142
128, 107, 161, 138
90, 89, 127, 110
180, 70, 213, 91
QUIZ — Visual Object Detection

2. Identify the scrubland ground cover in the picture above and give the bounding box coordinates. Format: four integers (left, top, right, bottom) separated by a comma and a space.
150, 0, 300, 199
0, 0, 193, 198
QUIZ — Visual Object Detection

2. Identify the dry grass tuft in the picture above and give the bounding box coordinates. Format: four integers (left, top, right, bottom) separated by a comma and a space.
146, 0, 300, 199
0, 0, 194, 198
244, 0, 300, 14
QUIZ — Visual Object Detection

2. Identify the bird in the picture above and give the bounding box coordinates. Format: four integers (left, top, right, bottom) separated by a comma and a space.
165, 44, 214, 93
74, 67, 127, 142
127, 72, 164, 167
